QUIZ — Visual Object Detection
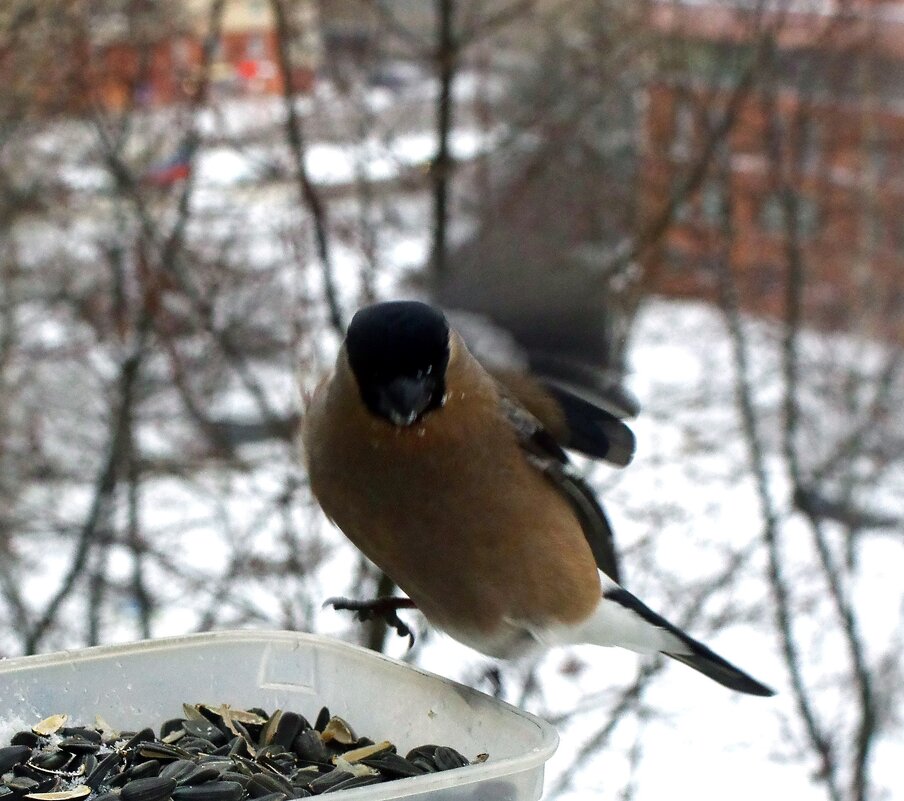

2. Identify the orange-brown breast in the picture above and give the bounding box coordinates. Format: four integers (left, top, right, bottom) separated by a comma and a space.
301, 335, 602, 638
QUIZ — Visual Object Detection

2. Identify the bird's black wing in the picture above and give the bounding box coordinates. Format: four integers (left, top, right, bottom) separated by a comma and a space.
498, 394, 621, 583
540, 382, 637, 467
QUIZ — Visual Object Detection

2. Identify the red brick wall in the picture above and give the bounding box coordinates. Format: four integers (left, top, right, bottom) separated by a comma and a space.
639, 4, 904, 340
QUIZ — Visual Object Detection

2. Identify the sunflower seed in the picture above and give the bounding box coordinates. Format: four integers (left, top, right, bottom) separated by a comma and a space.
5, 777, 42, 793
58, 739, 100, 757
79, 756, 97, 778
138, 745, 191, 764
320, 774, 382, 794
181, 707, 206, 724
360, 752, 425, 779
119, 776, 177, 801
0, 746, 32, 773
433, 746, 469, 771
404, 745, 438, 762
122, 731, 156, 752
3, 704, 483, 801
181, 723, 225, 748
192, 760, 231, 775
269, 715, 303, 754
59, 730, 101, 745
305, 770, 353, 795
312, 710, 329, 736
159, 761, 195, 784
409, 757, 437, 773
218, 773, 250, 788
225, 738, 248, 760
290, 732, 327, 766
10, 733, 40, 749
159, 721, 185, 741
246, 773, 292, 798
125, 761, 162, 781
171, 782, 244, 801
27, 751, 72, 773
180, 767, 221, 787
85, 752, 122, 789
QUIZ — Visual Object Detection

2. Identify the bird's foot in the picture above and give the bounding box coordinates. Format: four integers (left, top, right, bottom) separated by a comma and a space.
324, 595, 417, 648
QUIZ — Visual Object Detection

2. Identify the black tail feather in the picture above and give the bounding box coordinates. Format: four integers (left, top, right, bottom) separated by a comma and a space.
604, 588, 775, 697
544, 384, 637, 466
666, 649, 775, 697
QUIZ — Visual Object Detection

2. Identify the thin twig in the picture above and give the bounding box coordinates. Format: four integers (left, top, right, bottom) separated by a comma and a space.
270, 0, 344, 335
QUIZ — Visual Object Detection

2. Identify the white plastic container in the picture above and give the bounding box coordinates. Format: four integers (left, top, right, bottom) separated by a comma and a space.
0, 630, 557, 801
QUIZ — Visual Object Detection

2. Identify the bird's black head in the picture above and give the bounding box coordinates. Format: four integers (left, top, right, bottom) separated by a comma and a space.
345, 301, 450, 427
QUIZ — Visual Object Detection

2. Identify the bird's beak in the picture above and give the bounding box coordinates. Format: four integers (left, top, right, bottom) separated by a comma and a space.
377, 376, 437, 427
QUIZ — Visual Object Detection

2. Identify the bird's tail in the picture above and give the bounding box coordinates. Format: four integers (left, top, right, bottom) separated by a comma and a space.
575, 586, 775, 697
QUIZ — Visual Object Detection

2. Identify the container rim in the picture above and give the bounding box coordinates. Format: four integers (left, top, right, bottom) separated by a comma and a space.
0, 630, 560, 801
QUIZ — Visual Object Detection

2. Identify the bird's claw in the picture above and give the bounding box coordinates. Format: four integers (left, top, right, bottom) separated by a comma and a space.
323, 595, 417, 649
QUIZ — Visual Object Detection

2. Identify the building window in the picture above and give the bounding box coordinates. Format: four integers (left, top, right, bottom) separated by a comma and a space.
664, 245, 692, 271
172, 38, 192, 68
796, 195, 820, 237
700, 179, 725, 225
673, 196, 693, 223
867, 142, 887, 177
801, 116, 823, 172
751, 263, 784, 297
671, 98, 696, 160
759, 192, 784, 234
246, 33, 267, 60
759, 192, 820, 238
894, 209, 904, 251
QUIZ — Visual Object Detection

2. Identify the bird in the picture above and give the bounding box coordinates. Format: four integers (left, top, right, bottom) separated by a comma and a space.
302, 300, 775, 696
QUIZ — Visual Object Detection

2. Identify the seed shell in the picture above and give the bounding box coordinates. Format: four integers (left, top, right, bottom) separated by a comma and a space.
32, 716, 68, 737
318, 720, 354, 748
24, 786, 92, 801
337, 741, 392, 764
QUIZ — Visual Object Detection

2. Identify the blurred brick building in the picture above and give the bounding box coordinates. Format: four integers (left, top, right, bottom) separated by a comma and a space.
104, 0, 320, 108
640, 0, 904, 338
0, 0, 322, 114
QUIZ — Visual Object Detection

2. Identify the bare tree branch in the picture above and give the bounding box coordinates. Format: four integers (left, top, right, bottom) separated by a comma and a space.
271, 0, 344, 335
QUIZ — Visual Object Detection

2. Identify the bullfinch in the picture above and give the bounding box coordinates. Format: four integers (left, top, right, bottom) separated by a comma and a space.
302, 300, 774, 696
